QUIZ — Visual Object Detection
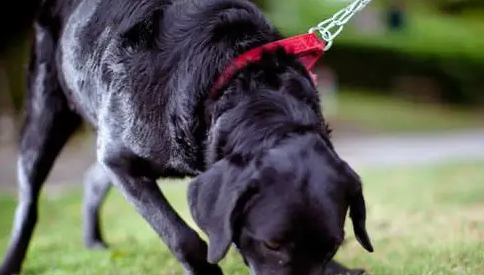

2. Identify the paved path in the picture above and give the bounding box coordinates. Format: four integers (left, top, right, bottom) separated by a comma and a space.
1, 129, 483, 193
334, 129, 484, 169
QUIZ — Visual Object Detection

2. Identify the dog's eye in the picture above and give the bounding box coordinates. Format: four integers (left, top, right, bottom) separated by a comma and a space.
263, 241, 282, 251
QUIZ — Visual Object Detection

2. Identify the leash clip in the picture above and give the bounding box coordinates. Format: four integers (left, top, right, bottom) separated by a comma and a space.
308, 0, 373, 51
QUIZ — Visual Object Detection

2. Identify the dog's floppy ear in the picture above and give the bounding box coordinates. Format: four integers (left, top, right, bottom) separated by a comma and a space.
349, 186, 374, 252
188, 159, 259, 264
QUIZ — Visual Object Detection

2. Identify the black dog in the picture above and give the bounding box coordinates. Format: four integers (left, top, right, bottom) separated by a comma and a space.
0, 0, 373, 274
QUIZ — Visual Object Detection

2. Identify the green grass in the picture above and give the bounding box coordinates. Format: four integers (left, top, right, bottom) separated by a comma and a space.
1, 160, 484, 275
324, 89, 484, 133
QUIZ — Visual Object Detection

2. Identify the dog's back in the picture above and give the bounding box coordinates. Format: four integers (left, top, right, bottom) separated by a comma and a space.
42, 0, 173, 125
44, 0, 272, 127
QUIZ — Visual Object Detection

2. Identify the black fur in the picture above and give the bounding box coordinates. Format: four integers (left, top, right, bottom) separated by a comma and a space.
0, 0, 373, 274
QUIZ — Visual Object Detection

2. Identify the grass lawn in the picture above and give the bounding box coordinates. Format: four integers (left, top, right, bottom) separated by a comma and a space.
1, 160, 484, 275
324, 89, 484, 134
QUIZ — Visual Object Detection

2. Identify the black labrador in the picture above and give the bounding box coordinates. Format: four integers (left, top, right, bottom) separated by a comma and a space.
0, 0, 374, 274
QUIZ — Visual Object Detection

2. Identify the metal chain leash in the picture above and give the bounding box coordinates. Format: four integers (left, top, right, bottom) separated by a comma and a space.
308, 0, 373, 51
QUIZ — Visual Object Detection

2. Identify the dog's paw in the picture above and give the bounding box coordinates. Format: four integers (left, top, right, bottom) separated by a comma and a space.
323, 260, 369, 275
333, 269, 369, 275
85, 240, 109, 250
346, 269, 369, 275
0, 264, 21, 275
324, 268, 369, 275
189, 263, 223, 275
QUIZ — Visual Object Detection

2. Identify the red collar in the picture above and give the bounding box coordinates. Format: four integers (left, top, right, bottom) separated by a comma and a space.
210, 33, 326, 99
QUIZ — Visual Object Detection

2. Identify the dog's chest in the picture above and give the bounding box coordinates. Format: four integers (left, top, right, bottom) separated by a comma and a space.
58, 0, 107, 124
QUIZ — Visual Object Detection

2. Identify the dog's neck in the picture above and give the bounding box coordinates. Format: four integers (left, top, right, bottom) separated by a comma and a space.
205, 113, 322, 167
203, 52, 331, 167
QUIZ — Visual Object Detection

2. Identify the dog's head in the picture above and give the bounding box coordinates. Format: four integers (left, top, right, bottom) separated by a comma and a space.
188, 133, 373, 275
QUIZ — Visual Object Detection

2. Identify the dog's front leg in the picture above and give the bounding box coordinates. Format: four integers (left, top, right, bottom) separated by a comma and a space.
99, 151, 222, 275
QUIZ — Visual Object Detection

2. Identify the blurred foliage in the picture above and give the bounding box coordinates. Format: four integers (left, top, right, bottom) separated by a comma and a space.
436, 0, 484, 13
260, 0, 484, 105
0, 0, 40, 52
262, 0, 484, 61
0, 34, 31, 112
